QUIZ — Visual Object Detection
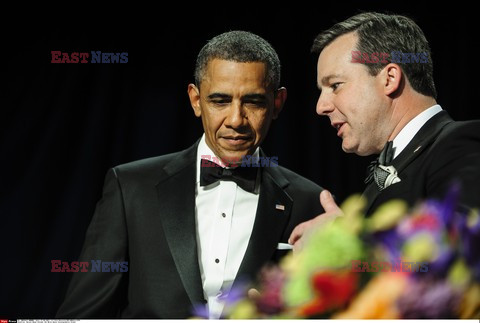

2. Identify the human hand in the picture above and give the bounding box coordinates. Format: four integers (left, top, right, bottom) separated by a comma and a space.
288, 190, 342, 252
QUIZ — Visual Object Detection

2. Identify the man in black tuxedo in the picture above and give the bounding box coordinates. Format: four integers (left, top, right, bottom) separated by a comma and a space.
289, 12, 480, 248
56, 31, 324, 318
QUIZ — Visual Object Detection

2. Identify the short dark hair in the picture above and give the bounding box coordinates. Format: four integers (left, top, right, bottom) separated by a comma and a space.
311, 12, 437, 99
194, 30, 281, 89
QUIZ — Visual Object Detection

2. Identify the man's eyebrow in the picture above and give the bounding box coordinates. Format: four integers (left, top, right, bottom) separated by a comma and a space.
206, 93, 267, 101
242, 93, 267, 101
207, 93, 232, 100
318, 74, 342, 88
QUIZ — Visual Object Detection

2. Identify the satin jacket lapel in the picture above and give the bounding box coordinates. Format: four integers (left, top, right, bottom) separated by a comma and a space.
364, 111, 454, 213
234, 160, 292, 287
155, 143, 205, 307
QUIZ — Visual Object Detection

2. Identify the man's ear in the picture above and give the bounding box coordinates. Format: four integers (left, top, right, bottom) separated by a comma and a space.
382, 63, 403, 96
273, 87, 287, 120
188, 83, 202, 117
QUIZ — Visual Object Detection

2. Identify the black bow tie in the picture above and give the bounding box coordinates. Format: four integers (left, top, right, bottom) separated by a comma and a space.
365, 141, 396, 190
200, 159, 258, 193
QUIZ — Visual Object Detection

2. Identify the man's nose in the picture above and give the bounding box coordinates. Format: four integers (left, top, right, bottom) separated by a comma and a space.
316, 93, 335, 116
225, 102, 246, 128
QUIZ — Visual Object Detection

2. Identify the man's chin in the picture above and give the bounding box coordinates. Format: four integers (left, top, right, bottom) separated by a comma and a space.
343, 146, 372, 157
217, 145, 257, 164
341, 143, 354, 153
341, 143, 360, 155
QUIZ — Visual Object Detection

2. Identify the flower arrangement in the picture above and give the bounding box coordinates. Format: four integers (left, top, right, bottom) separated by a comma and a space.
224, 185, 480, 319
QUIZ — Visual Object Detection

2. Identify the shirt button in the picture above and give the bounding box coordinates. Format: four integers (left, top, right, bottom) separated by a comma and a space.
215, 258, 220, 264
221, 212, 226, 218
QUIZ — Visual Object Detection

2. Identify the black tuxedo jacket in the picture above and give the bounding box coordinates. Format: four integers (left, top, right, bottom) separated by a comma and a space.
56, 141, 324, 318
364, 111, 480, 215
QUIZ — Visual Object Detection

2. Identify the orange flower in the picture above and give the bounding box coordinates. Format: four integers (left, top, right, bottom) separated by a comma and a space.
333, 272, 408, 319
459, 283, 480, 319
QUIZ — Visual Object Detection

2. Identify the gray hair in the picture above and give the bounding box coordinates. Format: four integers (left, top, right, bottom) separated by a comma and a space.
194, 30, 281, 89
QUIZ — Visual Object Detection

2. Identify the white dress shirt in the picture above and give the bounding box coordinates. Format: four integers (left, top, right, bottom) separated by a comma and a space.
195, 134, 260, 319
392, 105, 443, 159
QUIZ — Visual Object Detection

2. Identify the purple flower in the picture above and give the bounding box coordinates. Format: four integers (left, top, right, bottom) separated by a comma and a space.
192, 303, 209, 319
457, 211, 480, 280
255, 264, 287, 314
424, 249, 456, 278
397, 278, 461, 318
372, 229, 402, 261
192, 279, 251, 318
438, 181, 461, 229
222, 279, 251, 305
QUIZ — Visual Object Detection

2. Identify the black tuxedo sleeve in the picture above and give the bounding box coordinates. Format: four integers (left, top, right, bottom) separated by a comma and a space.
56, 168, 128, 318
427, 123, 480, 210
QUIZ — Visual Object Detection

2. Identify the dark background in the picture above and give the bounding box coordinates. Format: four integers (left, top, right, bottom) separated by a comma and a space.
2, 4, 478, 318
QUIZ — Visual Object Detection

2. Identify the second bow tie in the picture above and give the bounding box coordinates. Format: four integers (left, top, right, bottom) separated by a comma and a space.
365, 141, 401, 191
200, 159, 258, 193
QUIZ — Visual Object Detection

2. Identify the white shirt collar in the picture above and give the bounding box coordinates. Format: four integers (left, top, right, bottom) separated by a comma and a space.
392, 104, 443, 158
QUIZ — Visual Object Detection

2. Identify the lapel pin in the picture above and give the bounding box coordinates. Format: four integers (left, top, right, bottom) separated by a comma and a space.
413, 145, 422, 153
275, 204, 285, 211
